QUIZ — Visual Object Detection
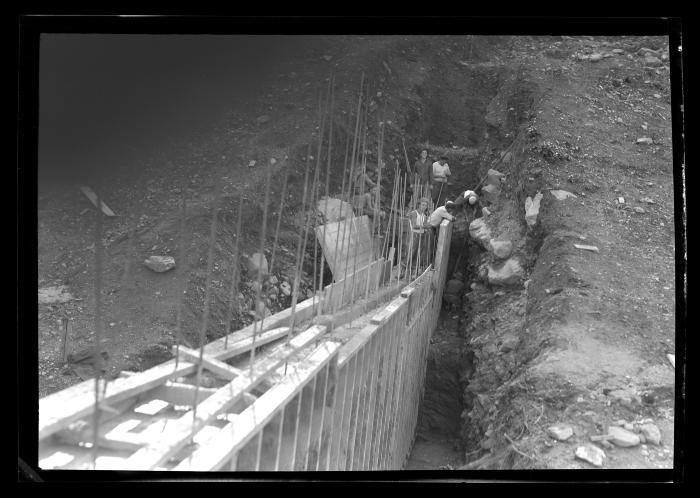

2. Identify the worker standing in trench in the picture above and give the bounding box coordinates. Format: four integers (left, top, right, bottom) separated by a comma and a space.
411, 149, 432, 207
453, 190, 482, 224
431, 156, 451, 206
406, 197, 431, 273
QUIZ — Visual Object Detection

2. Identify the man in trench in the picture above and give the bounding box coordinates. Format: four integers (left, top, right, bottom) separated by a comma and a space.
426, 200, 456, 264
406, 197, 431, 274
454, 189, 482, 224
431, 156, 452, 206
411, 149, 432, 207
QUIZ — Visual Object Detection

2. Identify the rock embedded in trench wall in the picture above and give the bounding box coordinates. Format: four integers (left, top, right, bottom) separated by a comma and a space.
469, 218, 492, 250
639, 423, 662, 445
489, 239, 513, 260
487, 257, 524, 286
525, 191, 543, 227
481, 183, 501, 205
486, 168, 506, 186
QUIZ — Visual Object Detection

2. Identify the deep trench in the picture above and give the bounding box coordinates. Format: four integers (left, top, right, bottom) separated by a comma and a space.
402, 63, 535, 469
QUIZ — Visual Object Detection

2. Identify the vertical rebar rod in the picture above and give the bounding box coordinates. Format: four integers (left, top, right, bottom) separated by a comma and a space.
174, 189, 189, 367
318, 75, 334, 317
309, 85, 328, 318
191, 181, 222, 437
224, 194, 245, 350
91, 190, 104, 469
286, 142, 313, 346
249, 153, 274, 374
349, 94, 369, 305
338, 75, 365, 308
267, 165, 290, 278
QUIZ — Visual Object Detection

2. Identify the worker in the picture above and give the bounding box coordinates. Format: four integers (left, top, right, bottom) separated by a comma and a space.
454, 190, 482, 224
351, 162, 381, 217
426, 200, 456, 263
431, 156, 451, 205
411, 149, 432, 203
406, 197, 430, 272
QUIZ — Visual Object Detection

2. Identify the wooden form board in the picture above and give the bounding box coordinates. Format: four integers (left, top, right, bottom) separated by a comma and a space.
39, 220, 454, 472
315, 215, 374, 281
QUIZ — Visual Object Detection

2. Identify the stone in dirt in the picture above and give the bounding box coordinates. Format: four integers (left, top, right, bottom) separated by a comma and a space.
525, 192, 543, 227
280, 281, 292, 296
547, 423, 574, 441
589, 53, 603, 62
246, 253, 269, 277
143, 256, 176, 273
575, 444, 606, 467
499, 334, 519, 353
255, 115, 271, 125
639, 423, 662, 445
634, 207, 646, 214
643, 55, 662, 66
636, 137, 654, 145
38, 285, 75, 304
573, 244, 600, 253
550, 189, 578, 201
487, 257, 524, 286
489, 239, 513, 260
469, 218, 492, 250
607, 426, 641, 447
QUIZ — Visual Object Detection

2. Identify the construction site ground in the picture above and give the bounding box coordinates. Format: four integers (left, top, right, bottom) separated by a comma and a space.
37, 34, 679, 470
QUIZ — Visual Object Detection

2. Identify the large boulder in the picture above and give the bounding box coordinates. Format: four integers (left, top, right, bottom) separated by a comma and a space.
489, 239, 513, 260
639, 423, 662, 445
486, 168, 506, 186
143, 255, 176, 273
487, 257, 524, 286
481, 183, 501, 204
469, 218, 492, 250
246, 253, 269, 277
525, 191, 543, 227
317, 197, 353, 223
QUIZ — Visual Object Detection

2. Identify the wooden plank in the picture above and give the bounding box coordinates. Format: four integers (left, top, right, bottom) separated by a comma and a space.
343, 344, 366, 470
149, 382, 219, 406
316, 359, 336, 471
79, 185, 116, 216
357, 333, 379, 469
204, 326, 291, 362
172, 341, 339, 471
125, 325, 328, 470
292, 376, 315, 470
368, 321, 390, 470
258, 411, 283, 471
276, 394, 300, 471
336, 354, 358, 469
369, 295, 406, 327
172, 346, 242, 380
306, 364, 328, 470
327, 363, 349, 470
39, 360, 197, 440
361, 331, 382, 470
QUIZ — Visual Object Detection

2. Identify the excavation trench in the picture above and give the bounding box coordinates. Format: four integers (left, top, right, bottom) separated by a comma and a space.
399, 59, 537, 469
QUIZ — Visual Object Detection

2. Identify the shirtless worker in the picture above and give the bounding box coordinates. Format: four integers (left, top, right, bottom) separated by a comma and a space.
431, 156, 452, 205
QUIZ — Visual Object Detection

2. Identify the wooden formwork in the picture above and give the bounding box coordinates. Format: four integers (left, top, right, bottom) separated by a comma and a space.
38, 220, 453, 471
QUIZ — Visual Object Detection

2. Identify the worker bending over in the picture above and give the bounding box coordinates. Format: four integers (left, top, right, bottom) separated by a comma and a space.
427, 200, 456, 264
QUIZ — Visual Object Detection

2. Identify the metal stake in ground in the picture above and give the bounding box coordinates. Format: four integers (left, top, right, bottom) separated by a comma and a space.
174, 188, 189, 368
224, 194, 245, 350
191, 181, 223, 439
91, 190, 105, 469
